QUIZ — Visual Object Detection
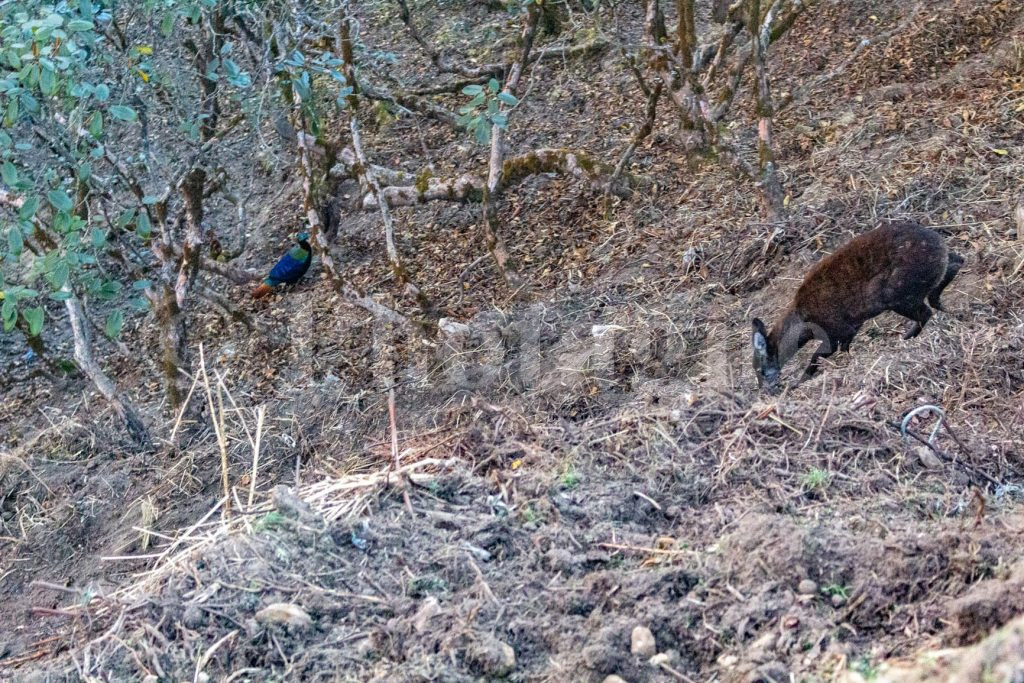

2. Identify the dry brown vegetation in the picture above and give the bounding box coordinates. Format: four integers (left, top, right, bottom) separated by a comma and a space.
2, 0, 1024, 680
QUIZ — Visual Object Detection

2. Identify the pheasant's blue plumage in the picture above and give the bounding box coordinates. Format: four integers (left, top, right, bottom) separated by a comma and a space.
253, 233, 312, 298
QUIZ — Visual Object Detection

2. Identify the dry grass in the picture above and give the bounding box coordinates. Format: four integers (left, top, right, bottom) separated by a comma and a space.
2, 0, 1024, 678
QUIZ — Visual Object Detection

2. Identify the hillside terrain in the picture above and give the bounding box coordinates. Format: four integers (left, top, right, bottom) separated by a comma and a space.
2, 0, 1024, 680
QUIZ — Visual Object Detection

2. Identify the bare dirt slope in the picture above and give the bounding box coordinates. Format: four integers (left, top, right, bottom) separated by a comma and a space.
2, 0, 1024, 680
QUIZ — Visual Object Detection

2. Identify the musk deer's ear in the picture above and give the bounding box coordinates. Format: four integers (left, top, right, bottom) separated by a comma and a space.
751, 318, 768, 352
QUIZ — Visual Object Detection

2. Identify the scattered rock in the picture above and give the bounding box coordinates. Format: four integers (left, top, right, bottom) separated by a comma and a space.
462, 542, 493, 562
916, 445, 943, 469
602, 677, 628, 683
271, 486, 324, 527
255, 603, 313, 629
355, 637, 375, 657
797, 579, 818, 595
648, 652, 671, 667
718, 654, 739, 667
412, 596, 442, 634
746, 660, 790, 682
545, 547, 574, 572
181, 604, 206, 629
831, 593, 848, 608
748, 630, 778, 663
349, 520, 376, 552
630, 625, 657, 657
466, 635, 516, 677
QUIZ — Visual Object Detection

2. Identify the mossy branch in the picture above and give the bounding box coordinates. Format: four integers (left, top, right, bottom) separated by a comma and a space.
333, 148, 641, 210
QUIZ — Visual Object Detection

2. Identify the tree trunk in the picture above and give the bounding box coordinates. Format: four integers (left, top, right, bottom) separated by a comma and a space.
480, 2, 541, 289
749, 0, 786, 218
64, 289, 149, 444
676, 0, 697, 68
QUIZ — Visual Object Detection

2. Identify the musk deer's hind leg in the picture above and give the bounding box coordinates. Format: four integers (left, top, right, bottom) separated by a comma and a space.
928, 254, 963, 312
894, 301, 933, 339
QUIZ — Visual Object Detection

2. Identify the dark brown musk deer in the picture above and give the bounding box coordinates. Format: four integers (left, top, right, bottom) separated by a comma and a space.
751, 221, 963, 389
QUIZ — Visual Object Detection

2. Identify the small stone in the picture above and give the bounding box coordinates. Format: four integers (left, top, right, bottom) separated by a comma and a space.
648, 653, 671, 666
630, 626, 657, 657
182, 604, 206, 629
255, 603, 313, 629
466, 635, 516, 677
717, 654, 739, 667
916, 445, 943, 469
797, 579, 817, 595
831, 593, 848, 608
602, 677, 628, 683
545, 547, 574, 572
412, 596, 441, 634
748, 631, 777, 663
355, 637, 375, 657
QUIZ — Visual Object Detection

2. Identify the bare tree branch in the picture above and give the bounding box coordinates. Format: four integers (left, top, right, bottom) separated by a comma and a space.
64, 286, 149, 444
481, 2, 541, 287
608, 82, 663, 203
407, 40, 609, 96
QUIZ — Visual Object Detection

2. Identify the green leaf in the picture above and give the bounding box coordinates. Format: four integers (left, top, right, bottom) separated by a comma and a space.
136, 212, 151, 238
492, 113, 508, 127
97, 280, 121, 299
1, 299, 15, 332
474, 120, 491, 144
497, 91, 519, 106
91, 227, 106, 248
67, 19, 94, 31
23, 306, 43, 336
7, 226, 23, 257
109, 105, 137, 122
1, 161, 17, 186
160, 13, 175, 38
20, 93, 39, 114
46, 259, 69, 289
469, 92, 486, 107
488, 78, 500, 93
94, 84, 109, 101
46, 189, 73, 212
49, 289, 72, 301
18, 197, 39, 221
40, 66, 57, 96
104, 310, 123, 339
132, 278, 152, 290
87, 111, 103, 138
115, 209, 136, 229
462, 84, 483, 96
4, 97, 19, 126
0, 131, 11, 148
